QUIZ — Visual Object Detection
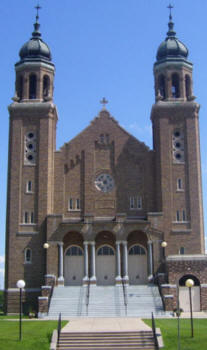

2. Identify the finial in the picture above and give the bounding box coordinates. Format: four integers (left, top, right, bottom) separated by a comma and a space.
167, 4, 173, 20
35, 4, 41, 23
100, 97, 108, 109
32, 4, 42, 38
167, 3, 176, 38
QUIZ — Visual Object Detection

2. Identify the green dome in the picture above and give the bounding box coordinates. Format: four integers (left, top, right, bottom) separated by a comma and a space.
19, 22, 51, 62
156, 17, 188, 61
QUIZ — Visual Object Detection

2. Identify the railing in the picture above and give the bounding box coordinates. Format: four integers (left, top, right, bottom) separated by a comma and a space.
156, 275, 166, 311
151, 312, 159, 350
122, 281, 128, 315
86, 280, 90, 315
57, 312, 61, 345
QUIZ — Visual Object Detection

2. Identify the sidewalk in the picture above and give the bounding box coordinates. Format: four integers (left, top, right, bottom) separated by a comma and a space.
61, 317, 151, 333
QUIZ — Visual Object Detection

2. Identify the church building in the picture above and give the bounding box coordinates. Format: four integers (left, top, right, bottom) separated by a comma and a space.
5, 8, 207, 315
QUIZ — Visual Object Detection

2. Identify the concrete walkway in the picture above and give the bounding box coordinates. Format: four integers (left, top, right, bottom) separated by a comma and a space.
61, 317, 151, 333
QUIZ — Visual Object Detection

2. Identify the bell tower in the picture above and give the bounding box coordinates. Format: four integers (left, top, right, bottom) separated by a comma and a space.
151, 10, 205, 255
5, 7, 58, 312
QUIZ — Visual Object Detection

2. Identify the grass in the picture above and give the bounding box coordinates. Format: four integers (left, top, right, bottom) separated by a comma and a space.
144, 318, 207, 350
0, 320, 67, 350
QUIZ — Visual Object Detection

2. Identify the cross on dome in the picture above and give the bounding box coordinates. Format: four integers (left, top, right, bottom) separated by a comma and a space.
35, 4, 42, 22
167, 4, 173, 20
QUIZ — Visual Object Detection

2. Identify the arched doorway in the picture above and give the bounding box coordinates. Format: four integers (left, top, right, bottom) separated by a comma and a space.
179, 274, 200, 312
96, 245, 116, 285
128, 244, 148, 284
64, 246, 84, 286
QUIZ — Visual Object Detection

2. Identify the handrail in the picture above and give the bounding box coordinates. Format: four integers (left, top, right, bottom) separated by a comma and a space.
57, 312, 61, 344
122, 281, 127, 315
156, 276, 166, 311
151, 312, 159, 350
86, 280, 90, 315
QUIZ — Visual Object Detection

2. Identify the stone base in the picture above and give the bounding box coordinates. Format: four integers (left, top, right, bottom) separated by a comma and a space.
57, 277, 64, 286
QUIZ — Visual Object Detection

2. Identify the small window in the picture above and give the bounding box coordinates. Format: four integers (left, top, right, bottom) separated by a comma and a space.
29, 74, 37, 99
129, 245, 146, 255
130, 196, 142, 210
76, 198, 80, 210
24, 212, 29, 223
69, 198, 73, 210
130, 197, 135, 209
25, 248, 32, 263
182, 210, 186, 222
97, 246, 114, 256
176, 211, 180, 222
66, 246, 83, 256
177, 178, 182, 190
137, 196, 142, 209
23, 211, 34, 224
179, 247, 185, 255
26, 181, 32, 193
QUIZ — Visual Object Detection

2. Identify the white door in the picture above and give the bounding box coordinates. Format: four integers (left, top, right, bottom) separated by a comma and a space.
64, 246, 84, 286
179, 287, 200, 312
96, 246, 116, 285
128, 245, 148, 285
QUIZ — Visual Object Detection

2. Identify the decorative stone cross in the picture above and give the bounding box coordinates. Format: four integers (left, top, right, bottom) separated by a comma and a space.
35, 4, 41, 21
100, 97, 108, 109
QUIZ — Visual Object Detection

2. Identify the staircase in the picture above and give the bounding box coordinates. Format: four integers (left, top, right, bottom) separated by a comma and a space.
126, 285, 164, 317
87, 286, 126, 317
47, 284, 166, 318
48, 286, 86, 317
57, 331, 156, 349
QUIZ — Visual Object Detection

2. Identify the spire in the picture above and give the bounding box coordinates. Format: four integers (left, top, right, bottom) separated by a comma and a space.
167, 4, 176, 38
32, 4, 42, 38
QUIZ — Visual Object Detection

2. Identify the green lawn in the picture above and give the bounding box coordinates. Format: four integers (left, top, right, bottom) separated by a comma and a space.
0, 320, 67, 350
144, 318, 207, 350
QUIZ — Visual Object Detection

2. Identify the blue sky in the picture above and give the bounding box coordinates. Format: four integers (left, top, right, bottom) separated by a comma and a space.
1, 0, 207, 288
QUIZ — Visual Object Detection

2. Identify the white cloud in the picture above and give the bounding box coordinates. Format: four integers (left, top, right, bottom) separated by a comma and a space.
0, 256, 5, 264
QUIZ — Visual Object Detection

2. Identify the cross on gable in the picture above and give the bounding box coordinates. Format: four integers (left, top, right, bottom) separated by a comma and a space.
100, 97, 108, 109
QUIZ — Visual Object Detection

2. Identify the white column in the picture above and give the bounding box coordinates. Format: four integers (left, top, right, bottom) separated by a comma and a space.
83, 241, 89, 282
148, 240, 153, 280
90, 241, 96, 283
115, 241, 122, 283
122, 241, 129, 283
58, 242, 64, 284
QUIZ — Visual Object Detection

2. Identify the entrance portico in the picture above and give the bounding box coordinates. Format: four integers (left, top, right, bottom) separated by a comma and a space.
51, 228, 158, 286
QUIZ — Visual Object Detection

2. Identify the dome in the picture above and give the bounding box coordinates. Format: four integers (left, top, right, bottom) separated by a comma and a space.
156, 17, 188, 61
19, 22, 51, 62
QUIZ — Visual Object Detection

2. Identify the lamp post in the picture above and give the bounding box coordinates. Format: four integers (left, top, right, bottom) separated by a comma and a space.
185, 278, 195, 338
161, 241, 167, 259
43, 243, 50, 276
16, 279, 25, 341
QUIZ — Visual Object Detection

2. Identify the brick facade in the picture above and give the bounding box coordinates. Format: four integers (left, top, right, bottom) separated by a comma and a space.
5, 13, 206, 313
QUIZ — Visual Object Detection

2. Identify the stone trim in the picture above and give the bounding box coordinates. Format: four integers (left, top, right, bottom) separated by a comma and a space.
38, 296, 48, 300
17, 231, 39, 235
41, 285, 52, 290
167, 255, 207, 261
171, 229, 192, 234
6, 288, 41, 292
148, 212, 163, 216
201, 284, 207, 287
164, 295, 174, 299
161, 284, 177, 288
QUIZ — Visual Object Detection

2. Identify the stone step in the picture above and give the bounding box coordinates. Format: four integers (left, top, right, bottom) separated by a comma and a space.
57, 331, 155, 350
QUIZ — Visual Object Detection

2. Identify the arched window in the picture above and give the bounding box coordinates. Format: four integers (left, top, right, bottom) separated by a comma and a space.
43, 75, 50, 98
179, 247, 185, 255
158, 75, 166, 99
29, 74, 37, 99
185, 75, 191, 100
129, 245, 146, 255
16, 76, 23, 100
97, 246, 114, 256
24, 248, 32, 263
171, 73, 180, 98
65, 246, 83, 256
179, 274, 200, 286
